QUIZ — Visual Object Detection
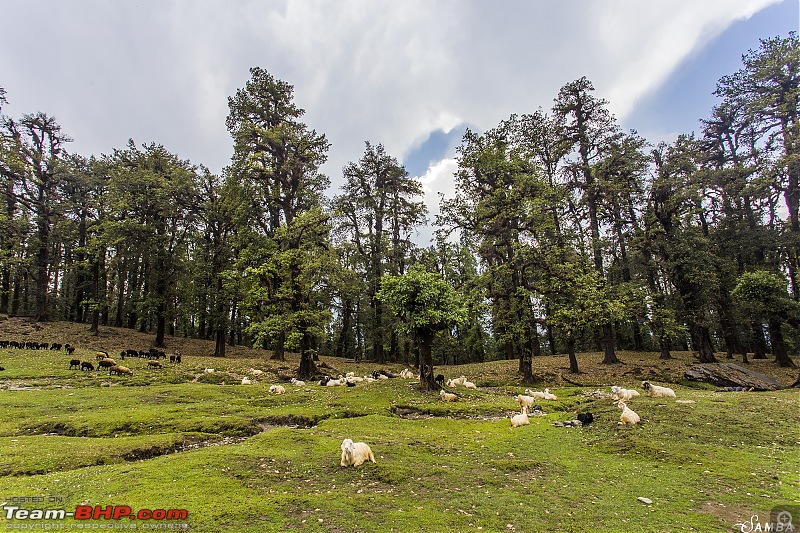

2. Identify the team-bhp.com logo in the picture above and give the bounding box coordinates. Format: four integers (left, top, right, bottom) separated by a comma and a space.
4, 504, 188, 521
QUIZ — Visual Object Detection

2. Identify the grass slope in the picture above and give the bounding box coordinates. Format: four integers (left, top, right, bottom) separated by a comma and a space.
0, 318, 798, 532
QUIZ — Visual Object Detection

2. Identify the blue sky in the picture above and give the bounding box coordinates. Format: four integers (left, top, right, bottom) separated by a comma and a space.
1, 0, 797, 243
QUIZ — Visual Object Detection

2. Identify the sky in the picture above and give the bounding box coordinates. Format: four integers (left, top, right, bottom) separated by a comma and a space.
1, 0, 798, 243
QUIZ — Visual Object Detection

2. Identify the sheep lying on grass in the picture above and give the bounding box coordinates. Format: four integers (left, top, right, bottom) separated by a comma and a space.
641, 381, 676, 398
269, 385, 286, 394
340, 438, 376, 467
511, 407, 530, 428
399, 368, 415, 379
447, 376, 467, 387
241, 377, 253, 385
439, 389, 458, 402
525, 388, 558, 401
462, 380, 477, 390
249, 368, 263, 376
611, 385, 640, 402
290, 378, 305, 387
617, 401, 640, 425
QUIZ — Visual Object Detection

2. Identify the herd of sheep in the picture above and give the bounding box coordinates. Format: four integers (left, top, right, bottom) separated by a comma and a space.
1, 339, 683, 470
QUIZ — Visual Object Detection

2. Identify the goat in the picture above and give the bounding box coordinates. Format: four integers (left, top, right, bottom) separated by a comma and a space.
65, 344, 75, 355
447, 376, 467, 387
525, 388, 558, 401
50, 343, 62, 351
577, 412, 594, 425
340, 438, 376, 467
435, 374, 445, 386
439, 389, 458, 402
611, 385, 640, 402
69, 359, 81, 370
290, 378, 306, 387
269, 384, 286, 394
641, 381, 676, 398
81, 362, 94, 371
618, 401, 640, 425
511, 407, 530, 428
517, 394, 537, 412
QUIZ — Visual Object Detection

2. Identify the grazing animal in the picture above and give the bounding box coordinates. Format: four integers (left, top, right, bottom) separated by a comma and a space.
69, 359, 81, 370
65, 344, 75, 355
81, 362, 94, 371
641, 381, 676, 398
435, 374, 445, 386
269, 384, 286, 394
175, 354, 181, 363
611, 385, 640, 402
95, 351, 109, 361
97, 358, 117, 370
577, 412, 594, 425
290, 378, 305, 387
147, 360, 163, 369
50, 343, 62, 350
617, 401, 640, 425
340, 438, 376, 467
109, 365, 133, 376
517, 394, 537, 412
511, 407, 530, 428
169, 355, 176, 363
0, 366, 4, 371
439, 389, 458, 402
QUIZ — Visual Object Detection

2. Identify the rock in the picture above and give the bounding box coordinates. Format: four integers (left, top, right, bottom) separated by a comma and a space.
684, 363, 784, 391
637, 497, 653, 505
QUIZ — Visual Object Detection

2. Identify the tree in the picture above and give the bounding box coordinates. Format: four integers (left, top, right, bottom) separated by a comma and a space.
226, 67, 330, 361
0, 113, 71, 321
377, 264, 467, 390
332, 142, 425, 363
732, 270, 798, 367
553, 77, 625, 363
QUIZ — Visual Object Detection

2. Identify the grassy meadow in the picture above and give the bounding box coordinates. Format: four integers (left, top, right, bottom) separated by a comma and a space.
0, 317, 798, 532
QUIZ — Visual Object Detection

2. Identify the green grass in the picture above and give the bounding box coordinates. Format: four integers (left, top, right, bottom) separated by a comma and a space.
0, 344, 798, 532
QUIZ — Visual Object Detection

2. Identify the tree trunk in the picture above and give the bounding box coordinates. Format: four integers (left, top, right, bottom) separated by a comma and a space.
751, 322, 768, 359
690, 322, 718, 363
567, 336, 579, 373
768, 319, 796, 368
601, 323, 620, 363
416, 329, 437, 391
271, 331, 285, 361
298, 332, 318, 379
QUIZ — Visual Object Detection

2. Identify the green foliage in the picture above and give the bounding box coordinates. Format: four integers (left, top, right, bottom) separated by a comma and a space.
732, 270, 798, 319
377, 264, 467, 335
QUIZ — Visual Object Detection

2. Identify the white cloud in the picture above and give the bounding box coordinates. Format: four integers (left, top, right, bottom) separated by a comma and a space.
0, 0, 781, 201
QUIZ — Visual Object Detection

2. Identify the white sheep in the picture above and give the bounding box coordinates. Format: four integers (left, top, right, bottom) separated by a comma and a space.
340, 438, 376, 467
241, 377, 253, 385
249, 368, 264, 376
517, 394, 536, 412
346, 372, 356, 378
611, 385, 640, 402
525, 388, 558, 400
290, 378, 305, 387
269, 385, 286, 395
439, 389, 458, 402
511, 407, 530, 428
618, 401, 641, 425
399, 368, 415, 379
203, 368, 215, 374
641, 381, 676, 398
462, 380, 477, 390
447, 376, 467, 387
362, 375, 377, 383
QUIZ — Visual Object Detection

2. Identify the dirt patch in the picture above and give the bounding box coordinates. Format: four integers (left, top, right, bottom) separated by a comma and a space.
699, 501, 755, 529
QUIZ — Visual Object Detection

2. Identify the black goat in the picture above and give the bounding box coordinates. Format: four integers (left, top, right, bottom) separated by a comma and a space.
65, 344, 75, 355
81, 362, 94, 371
69, 359, 81, 370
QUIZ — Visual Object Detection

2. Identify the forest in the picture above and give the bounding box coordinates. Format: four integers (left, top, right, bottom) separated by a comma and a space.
0, 33, 797, 380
